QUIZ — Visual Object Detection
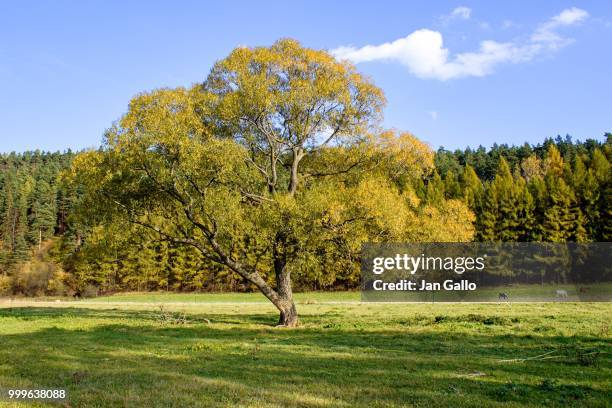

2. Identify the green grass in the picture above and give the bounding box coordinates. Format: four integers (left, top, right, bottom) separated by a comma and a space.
0, 293, 610, 407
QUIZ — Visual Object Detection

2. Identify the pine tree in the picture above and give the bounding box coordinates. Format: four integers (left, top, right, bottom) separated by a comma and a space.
543, 144, 564, 177
528, 176, 547, 241
476, 182, 498, 241
515, 177, 536, 241
443, 170, 461, 199
28, 166, 59, 249
542, 177, 575, 242
493, 158, 522, 241
461, 164, 484, 211
425, 171, 445, 205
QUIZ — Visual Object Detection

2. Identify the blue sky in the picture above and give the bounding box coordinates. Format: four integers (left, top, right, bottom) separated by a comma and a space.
0, 1, 610, 153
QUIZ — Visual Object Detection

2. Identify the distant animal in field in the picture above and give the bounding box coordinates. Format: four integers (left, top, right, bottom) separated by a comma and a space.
498, 292, 509, 301
556, 289, 568, 299
579, 287, 590, 293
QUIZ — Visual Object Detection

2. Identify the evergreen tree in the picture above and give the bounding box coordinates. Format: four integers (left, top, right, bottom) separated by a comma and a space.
476, 182, 498, 241
443, 170, 461, 199
425, 171, 445, 205
542, 176, 575, 242
461, 165, 483, 210
494, 158, 523, 241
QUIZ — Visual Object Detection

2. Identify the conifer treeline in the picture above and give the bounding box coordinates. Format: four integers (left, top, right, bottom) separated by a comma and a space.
0, 135, 610, 295
0, 151, 76, 266
432, 134, 611, 242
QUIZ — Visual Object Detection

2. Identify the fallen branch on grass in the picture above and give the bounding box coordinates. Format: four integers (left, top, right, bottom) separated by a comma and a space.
498, 346, 604, 366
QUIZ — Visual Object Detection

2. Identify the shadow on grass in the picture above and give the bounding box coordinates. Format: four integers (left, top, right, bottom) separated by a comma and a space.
0, 307, 610, 407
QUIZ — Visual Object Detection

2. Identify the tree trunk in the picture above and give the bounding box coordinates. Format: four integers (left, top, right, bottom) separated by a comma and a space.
211, 249, 299, 327
274, 265, 298, 327
272, 234, 298, 327
277, 300, 298, 327
288, 147, 303, 196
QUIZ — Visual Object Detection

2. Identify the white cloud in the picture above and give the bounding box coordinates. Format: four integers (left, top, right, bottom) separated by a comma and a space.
531, 6, 588, 48
552, 7, 589, 25
428, 111, 438, 120
450, 6, 471, 20
331, 7, 588, 81
439, 6, 472, 25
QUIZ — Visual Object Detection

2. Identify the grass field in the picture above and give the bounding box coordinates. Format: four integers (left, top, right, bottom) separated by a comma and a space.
0, 293, 610, 407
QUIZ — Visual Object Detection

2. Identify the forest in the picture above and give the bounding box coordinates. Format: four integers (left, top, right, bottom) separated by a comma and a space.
1, 134, 610, 297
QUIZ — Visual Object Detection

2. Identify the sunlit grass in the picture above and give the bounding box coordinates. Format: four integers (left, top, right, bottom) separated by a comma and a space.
0, 294, 610, 407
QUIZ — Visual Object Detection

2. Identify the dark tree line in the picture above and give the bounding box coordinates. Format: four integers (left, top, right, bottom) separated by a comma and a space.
0, 151, 75, 267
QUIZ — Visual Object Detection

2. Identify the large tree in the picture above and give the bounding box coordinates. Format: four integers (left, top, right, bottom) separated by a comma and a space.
70, 39, 472, 326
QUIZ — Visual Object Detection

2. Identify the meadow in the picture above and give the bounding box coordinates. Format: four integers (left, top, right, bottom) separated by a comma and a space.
0, 293, 610, 407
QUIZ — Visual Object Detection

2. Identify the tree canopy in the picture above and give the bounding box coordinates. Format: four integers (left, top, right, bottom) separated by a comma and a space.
67, 39, 473, 326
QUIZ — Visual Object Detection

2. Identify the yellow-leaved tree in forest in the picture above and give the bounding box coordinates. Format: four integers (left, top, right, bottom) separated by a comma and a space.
70, 39, 473, 326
